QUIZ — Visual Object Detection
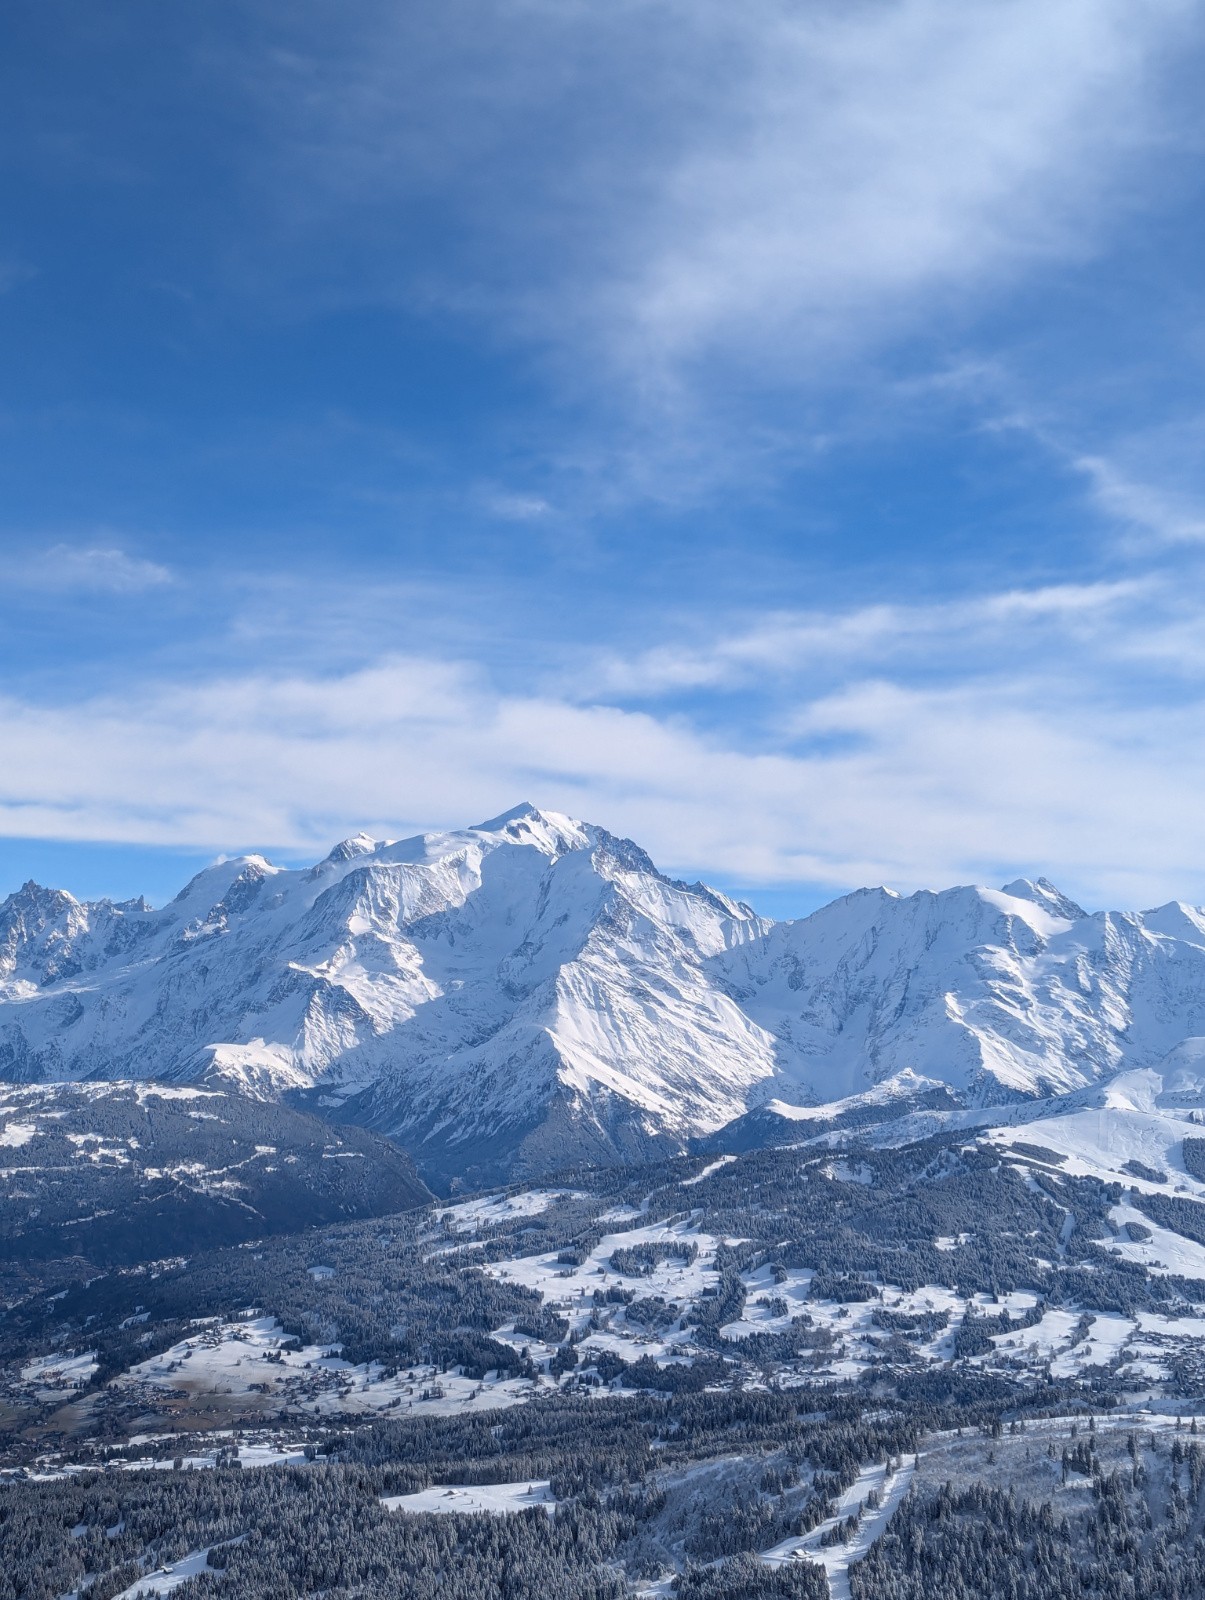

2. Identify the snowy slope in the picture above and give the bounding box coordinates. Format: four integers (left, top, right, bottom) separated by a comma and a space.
5, 805, 1205, 1183
0, 806, 775, 1184
717, 879, 1205, 1106
0, 1079, 428, 1275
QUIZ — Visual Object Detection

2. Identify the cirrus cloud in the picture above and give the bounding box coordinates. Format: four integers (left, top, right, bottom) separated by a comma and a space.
16, 544, 174, 595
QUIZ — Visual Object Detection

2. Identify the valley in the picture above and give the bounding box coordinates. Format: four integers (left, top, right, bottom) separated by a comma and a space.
7, 811, 1205, 1595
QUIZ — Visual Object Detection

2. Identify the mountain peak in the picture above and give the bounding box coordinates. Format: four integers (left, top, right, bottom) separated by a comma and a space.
169, 852, 280, 910
475, 801, 545, 828
6, 809, 1205, 1187
324, 832, 380, 864
7, 879, 79, 909
1000, 877, 1087, 922
474, 801, 582, 834
472, 802, 590, 855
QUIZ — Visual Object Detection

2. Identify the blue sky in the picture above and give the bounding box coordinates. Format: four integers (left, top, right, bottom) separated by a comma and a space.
4, 0, 1205, 915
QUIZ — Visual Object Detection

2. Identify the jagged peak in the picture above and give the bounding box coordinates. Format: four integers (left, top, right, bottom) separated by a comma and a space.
1000, 876, 1087, 922
323, 832, 381, 864
676, 880, 760, 921
232, 854, 276, 878
114, 895, 153, 915
591, 827, 660, 879
2, 879, 81, 915
169, 852, 280, 907
471, 802, 591, 855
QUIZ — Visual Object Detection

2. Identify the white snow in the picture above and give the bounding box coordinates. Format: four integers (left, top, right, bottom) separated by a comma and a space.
988, 1079, 1205, 1197
115, 1315, 549, 1420
722, 886, 1205, 1104
133, 1085, 222, 1103
682, 1155, 736, 1186
19, 1350, 98, 1394
762, 1457, 916, 1600
1049, 1313, 1133, 1378
1108, 1201, 1205, 1277
485, 1217, 719, 1354
8, 808, 1205, 1167
383, 1480, 555, 1516
111, 1537, 243, 1600
440, 1190, 579, 1234
0, 808, 777, 1155
722, 1268, 814, 1339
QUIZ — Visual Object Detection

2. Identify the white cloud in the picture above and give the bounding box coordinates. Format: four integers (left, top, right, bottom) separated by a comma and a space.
250, 0, 1199, 385
589, 581, 1148, 696
17, 545, 173, 595
1075, 454, 1205, 547
484, 491, 553, 522
3, 567, 1205, 910
621, 0, 1194, 376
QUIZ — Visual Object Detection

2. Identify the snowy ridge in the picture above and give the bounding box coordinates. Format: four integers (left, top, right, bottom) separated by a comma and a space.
4, 804, 1205, 1184
0, 806, 773, 1184
719, 878, 1205, 1106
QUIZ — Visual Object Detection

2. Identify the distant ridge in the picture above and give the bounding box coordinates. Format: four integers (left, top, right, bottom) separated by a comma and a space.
3, 804, 1205, 1188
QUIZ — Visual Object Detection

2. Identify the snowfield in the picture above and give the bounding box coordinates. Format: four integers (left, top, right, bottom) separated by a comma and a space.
762, 1456, 917, 1600
115, 1314, 551, 1421
382, 1481, 556, 1516
439, 1189, 583, 1234
111, 1536, 244, 1600
7, 806, 1205, 1181
484, 1216, 722, 1365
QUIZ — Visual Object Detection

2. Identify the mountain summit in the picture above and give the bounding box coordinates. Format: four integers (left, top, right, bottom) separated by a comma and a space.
3, 806, 1205, 1187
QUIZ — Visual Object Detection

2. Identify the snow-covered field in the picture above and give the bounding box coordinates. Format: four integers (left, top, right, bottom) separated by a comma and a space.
439, 1190, 582, 1234
115, 1314, 551, 1420
18, 1350, 98, 1400
762, 1457, 916, 1600
721, 1266, 815, 1339
382, 1481, 556, 1516
111, 1536, 244, 1600
987, 1072, 1205, 1199
484, 1216, 722, 1366
1108, 1200, 1205, 1277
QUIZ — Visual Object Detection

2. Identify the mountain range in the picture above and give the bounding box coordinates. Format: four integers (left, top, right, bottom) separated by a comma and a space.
3, 802, 1205, 1188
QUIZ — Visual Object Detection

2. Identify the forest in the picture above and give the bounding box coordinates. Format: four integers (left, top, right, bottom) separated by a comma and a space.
4, 1122, 1205, 1595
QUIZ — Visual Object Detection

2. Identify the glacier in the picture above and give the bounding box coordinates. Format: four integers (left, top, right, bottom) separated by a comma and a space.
3, 802, 1205, 1186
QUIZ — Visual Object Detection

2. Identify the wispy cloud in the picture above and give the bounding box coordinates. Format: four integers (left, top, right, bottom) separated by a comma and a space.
978, 402, 1205, 552
245, 0, 1199, 390
588, 581, 1149, 697
3, 566, 1205, 910
1075, 454, 1205, 547
483, 491, 553, 523
619, 0, 1194, 379
16, 545, 174, 595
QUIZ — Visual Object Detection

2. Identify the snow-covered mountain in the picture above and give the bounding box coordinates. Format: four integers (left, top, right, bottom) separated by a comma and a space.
0, 807, 775, 1185
719, 878, 1205, 1105
3, 803, 1205, 1187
